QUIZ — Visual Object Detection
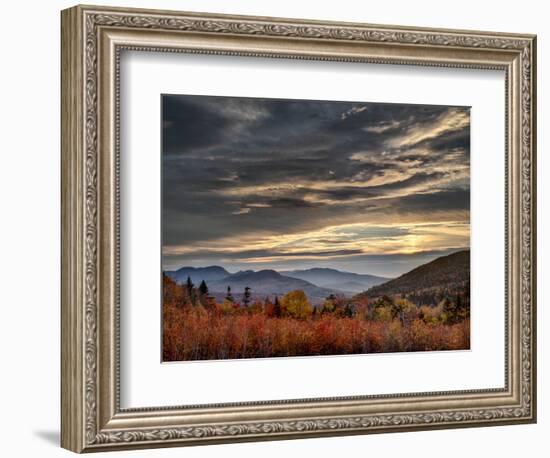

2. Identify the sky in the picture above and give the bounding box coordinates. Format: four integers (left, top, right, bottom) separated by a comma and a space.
161, 94, 470, 277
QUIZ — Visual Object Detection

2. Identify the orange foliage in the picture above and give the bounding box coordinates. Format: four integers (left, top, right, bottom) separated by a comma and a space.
162, 275, 470, 361
163, 299, 470, 361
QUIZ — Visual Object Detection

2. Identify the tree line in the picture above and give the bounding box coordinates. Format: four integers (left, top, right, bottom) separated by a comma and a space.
163, 274, 470, 326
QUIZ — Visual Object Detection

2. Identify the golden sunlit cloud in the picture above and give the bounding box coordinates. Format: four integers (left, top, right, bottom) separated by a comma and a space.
362, 120, 401, 134
341, 105, 368, 120
387, 108, 470, 149
216, 166, 468, 208
163, 220, 470, 263
231, 208, 251, 215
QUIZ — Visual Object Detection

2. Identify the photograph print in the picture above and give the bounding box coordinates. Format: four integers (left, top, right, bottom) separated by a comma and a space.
161, 94, 471, 362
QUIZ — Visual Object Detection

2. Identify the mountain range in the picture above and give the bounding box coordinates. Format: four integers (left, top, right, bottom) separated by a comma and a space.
166, 265, 229, 285
281, 268, 390, 293
164, 265, 390, 304
165, 250, 469, 306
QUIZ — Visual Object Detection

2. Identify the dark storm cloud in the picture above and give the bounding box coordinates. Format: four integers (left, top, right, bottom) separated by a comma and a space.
172, 248, 365, 262
161, 94, 470, 273
417, 127, 470, 153
267, 197, 318, 208
397, 189, 470, 211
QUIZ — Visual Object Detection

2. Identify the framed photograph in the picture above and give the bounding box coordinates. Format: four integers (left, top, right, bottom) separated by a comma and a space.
61, 4, 537, 453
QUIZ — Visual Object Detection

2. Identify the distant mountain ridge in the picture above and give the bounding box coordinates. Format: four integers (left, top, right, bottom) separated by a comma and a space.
165, 267, 343, 305
165, 266, 229, 285
210, 269, 338, 304
164, 265, 389, 305
356, 250, 470, 305
164, 252, 469, 307
281, 268, 390, 293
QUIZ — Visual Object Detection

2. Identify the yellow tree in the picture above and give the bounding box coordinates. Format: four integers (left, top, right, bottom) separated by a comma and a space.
281, 290, 313, 319
321, 294, 336, 314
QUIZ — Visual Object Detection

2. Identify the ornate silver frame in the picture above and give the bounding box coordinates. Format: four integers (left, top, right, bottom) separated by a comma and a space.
61, 4, 537, 453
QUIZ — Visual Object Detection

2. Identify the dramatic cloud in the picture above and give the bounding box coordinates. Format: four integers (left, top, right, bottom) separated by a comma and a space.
162, 95, 470, 276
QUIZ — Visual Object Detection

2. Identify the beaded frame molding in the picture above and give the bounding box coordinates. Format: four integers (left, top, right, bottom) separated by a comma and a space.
61, 4, 536, 453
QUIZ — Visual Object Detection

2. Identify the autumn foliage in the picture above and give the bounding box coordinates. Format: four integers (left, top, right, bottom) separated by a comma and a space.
162, 274, 470, 361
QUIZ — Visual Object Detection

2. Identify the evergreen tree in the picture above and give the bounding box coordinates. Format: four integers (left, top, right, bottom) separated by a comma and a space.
243, 286, 251, 308
273, 296, 281, 317
186, 276, 197, 306
199, 279, 209, 296
225, 286, 234, 302
186, 276, 194, 296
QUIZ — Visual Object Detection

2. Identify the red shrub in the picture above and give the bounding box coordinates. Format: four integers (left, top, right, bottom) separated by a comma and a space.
163, 298, 470, 361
